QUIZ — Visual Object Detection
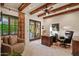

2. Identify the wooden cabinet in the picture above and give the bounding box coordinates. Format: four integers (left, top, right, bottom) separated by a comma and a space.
41, 36, 53, 47
72, 37, 79, 56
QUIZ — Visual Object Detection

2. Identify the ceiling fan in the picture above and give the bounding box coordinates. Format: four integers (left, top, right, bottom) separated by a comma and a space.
43, 5, 53, 15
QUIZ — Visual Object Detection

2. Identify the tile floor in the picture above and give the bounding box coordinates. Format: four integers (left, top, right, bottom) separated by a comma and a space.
22, 39, 72, 56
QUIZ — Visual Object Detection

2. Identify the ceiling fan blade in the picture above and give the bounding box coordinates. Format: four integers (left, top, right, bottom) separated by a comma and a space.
42, 5, 53, 15
48, 7, 53, 10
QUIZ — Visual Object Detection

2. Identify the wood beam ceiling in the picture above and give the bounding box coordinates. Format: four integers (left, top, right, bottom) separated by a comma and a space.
43, 8, 79, 19
30, 3, 56, 15
38, 13, 46, 17
18, 3, 31, 11
38, 3, 79, 17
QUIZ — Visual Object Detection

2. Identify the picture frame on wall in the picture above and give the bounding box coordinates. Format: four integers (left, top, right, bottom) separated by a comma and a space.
52, 23, 59, 31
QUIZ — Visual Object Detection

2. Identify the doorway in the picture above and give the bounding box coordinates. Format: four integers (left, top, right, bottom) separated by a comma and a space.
29, 19, 41, 41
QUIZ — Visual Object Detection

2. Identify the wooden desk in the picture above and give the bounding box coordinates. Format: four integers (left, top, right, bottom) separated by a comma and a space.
72, 37, 79, 56
41, 36, 53, 47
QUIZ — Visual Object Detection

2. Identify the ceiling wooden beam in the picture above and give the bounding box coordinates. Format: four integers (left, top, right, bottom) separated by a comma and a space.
43, 8, 79, 19
30, 3, 56, 15
50, 3, 79, 12
18, 3, 31, 11
38, 13, 46, 17
38, 3, 79, 17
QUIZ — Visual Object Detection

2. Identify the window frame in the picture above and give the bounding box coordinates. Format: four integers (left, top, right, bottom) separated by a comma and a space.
1, 13, 18, 36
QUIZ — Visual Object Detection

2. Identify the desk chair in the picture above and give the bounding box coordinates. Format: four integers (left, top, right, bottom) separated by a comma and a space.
60, 31, 74, 48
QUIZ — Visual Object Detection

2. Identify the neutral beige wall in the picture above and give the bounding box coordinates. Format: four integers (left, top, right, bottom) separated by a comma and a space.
44, 11, 79, 37
25, 13, 44, 42
25, 13, 45, 42
22, 12, 44, 55
0, 7, 18, 17
23, 9, 79, 56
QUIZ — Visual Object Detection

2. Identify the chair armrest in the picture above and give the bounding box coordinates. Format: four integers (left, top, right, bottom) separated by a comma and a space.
17, 39, 24, 43
2, 43, 12, 47
60, 36, 64, 39
1, 43, 12, 54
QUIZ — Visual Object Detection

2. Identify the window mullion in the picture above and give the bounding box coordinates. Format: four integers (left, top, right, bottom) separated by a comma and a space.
8, 16, 10, 35
1, 12, 3, 35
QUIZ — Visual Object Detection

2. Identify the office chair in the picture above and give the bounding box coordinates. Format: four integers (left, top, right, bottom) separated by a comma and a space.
51, 33, 58, 42
60, 31, 74, 48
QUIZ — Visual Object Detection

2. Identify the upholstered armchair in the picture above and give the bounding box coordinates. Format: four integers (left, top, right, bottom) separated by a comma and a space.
1, 35, 25, 55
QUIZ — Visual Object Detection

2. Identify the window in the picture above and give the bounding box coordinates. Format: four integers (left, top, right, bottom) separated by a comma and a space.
10, 17, 18, 35
2, 15, 9, 35
1, 14, 18, 36
29, 20, 41, 41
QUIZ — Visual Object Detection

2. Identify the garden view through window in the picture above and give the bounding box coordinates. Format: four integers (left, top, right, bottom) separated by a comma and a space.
0, 14, 18, 36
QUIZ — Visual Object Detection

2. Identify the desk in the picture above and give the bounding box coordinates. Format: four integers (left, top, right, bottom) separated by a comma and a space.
72, 36, 79, 56
41, 36, 53, 47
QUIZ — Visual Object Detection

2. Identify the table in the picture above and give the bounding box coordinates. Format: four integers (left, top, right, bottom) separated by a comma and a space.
41, 36, 53, 47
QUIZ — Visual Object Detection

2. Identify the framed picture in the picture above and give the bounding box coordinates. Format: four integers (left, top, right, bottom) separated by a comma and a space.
52, 23, 59, 31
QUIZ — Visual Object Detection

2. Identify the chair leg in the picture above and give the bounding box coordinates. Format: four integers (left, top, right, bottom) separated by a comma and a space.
60, 43, 67, 48
64, 44, 71, 48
